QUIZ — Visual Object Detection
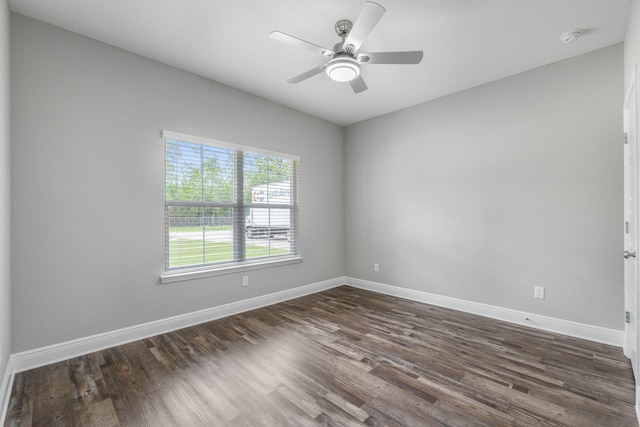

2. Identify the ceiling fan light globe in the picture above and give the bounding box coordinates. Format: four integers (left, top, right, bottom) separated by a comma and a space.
328, 66, 358, 82
326, 58, 360, 82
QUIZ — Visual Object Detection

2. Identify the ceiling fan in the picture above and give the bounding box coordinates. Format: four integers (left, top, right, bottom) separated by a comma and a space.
269, 1, 423, 93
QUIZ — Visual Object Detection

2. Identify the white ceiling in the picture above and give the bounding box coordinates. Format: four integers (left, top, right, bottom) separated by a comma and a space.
8, 0, 631, 126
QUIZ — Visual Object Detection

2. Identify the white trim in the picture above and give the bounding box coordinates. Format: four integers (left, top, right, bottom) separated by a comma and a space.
0, 358, 14, 427
160, 256, 303, 284
2, 277, 629, 423
636, 385, 640, 425
345, 277, 624, 347
623, 63, 639, 362
8, 277, 625, 372
624, 332, 632, 359
162, 130, 301, 162
11, 277, 346, 373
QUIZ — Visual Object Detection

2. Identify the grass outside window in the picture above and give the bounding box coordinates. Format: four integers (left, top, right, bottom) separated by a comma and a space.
169, 238, 290, 268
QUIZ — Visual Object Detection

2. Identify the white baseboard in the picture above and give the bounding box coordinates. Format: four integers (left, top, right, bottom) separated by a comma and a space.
1, 276, 629, 424
0, 358, 14, 427
11, 277, 346, 373
9, 276, 624, 373
345, 277, 624, 347
636, 384, 640, 425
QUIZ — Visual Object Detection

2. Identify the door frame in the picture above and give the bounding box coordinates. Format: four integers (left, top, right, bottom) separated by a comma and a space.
624, 63, 640, 417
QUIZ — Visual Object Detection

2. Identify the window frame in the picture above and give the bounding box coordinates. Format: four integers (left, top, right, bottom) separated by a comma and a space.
160, 130, 301, 283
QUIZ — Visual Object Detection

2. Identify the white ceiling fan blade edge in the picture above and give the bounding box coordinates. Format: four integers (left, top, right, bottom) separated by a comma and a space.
270, 31, 334, 57
342, 1, 386, 54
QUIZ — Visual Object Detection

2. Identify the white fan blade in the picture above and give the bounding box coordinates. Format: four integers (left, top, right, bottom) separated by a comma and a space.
270, 31, 334, 57
342, 1, 386, 54
358, 51, 423, 64
287, 64, 327, 84
349, 75, 368, 93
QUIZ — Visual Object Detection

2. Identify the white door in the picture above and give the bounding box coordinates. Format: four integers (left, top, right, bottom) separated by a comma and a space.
624, 65, 639, 384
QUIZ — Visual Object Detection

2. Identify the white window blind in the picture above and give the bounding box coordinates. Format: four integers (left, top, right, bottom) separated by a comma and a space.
163, 130, 299, 273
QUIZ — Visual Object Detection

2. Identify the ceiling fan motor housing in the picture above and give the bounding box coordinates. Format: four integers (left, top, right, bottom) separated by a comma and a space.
335, 19, 353, 38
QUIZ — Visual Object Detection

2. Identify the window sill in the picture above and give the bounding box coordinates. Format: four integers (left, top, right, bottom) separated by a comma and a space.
159, 256, 303, 284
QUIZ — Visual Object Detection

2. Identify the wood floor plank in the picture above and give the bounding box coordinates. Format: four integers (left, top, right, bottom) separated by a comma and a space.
86, 398, 119, 427
5, 373, 33, 427
31, 362, 73, 427
4, 286, 638, 426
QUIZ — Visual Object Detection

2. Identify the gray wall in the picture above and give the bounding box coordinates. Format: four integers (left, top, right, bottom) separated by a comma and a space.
345, 44, 624, 329
10, 13, 344, 352
625, 0, 640, 90
8, 9, 628, 354
0, 0, 10, 379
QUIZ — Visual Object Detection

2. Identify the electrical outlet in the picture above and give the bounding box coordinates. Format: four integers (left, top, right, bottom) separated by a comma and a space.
242, 276, 249, 287
534, 286, 545, 299
374, 263, 379, 272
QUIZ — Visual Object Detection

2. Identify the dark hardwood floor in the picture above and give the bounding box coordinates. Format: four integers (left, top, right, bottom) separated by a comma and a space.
4, 286, 638, 426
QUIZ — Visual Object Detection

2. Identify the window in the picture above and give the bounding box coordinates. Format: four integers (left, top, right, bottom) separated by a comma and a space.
162, 130, 300, 279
